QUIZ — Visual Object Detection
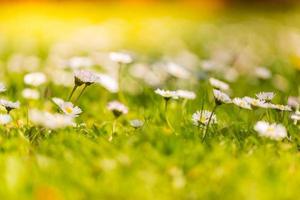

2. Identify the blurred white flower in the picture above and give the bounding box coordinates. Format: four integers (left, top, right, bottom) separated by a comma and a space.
243, 97, 269, 109
29, 109, 75, 129
254, 67, 272, 80
155, 89, 178, 100
24, 72, 47, 87
0, 99, 20, 113
129, 119, 144, 128
52, 97, 82, 118
0, 83, 6, 93
288, 96, 299, 110
22, 88, 40, 100
68, 56, 93, 69
209, 77, 229, 91
291, 111, 300, 125
269, 104, 292, 112
165, 62, 191, 79
0, 114, 12, 125
256, 92, 275, 102
96, 73, 119, 93
232, 97, 252, 110
109, 52, 132, 64
107, 101, 128, 117
192, 110, 217, 126
254, 121, 287, 140
74, 70, 99, 86
176, 90, 196, 100
213, 89, 231, 105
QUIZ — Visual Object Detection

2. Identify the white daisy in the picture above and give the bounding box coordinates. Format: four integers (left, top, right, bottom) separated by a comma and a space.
288, 96, 299, 110
0, 99, 20, 113
0, 114, 12, 125
291, 111, 300, 125
232, 97, 252, 110
209, 77, 229, 91
52, 97, 82, 118
243, 97, 269, 109
192, 110, 217, 126
155, 89, 179, 100
22, 88, 40, 100
96, 73, 119, 93
29, 109, 75, 129
165, 62, 191, 79
109, 52, 133, 64
256, 92, 275, 102
268, 104, 292, 112
176, 90, 196, 100
0, 83, 6, 93
254, 67, 272, 80
213, 89, 231, 105
24, 72, 47, 87
107, 101, 128, 118
129, 119, 144, 128
254, 121, 287, 140
68, 56, 93, 69
74, 70, 99, 86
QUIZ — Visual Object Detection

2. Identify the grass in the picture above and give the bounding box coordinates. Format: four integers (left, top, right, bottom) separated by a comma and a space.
0, 3, 300, 200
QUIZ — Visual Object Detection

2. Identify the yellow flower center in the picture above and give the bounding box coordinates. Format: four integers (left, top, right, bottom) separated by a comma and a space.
65, 107, 73, 114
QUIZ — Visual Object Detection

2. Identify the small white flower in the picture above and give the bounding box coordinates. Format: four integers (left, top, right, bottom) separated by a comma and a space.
74, 70, 99, 86
213, 89, 231, 104
24, 72, 47, 87
109, 52, 132, 64
209, 77, 229, 91
269, 104, 292, 112
29, 109, 75, 129
176, 90, 196, 100
68, 56, 93, 69
256, 92, 275, 102
254, 67, 272, 80
52, 97, 82, 118
254, 121, 287, 140
155, 89, 178, 100
0, 114, 12, 125
96, 73, 119, 93
243, 97, 269, 109
0, 99, 20, 113
129, 119, 144, 128
291, 111, 300, 125
107, 101, 128, 117
288, 96, 299, 110
22, 88, 40, 100
165, 62, 191, 79
192, 110, 217, 126
232, 98, 252, 110
0, 83, 6, 93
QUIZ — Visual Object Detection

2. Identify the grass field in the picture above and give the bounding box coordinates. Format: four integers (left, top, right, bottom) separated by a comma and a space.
0, 3, 300, 200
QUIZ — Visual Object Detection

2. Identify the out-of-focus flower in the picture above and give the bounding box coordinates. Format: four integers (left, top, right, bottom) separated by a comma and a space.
52, 97, 82, 118
29, 109, 75, 129
288, 96, 300, 110
24, 72, 47, 87
155, 89, 178, 100
243, 97, 269, 109
209, 77, 229, 91
176, 90, 196, 100
256, 92, 275, 102
254, 67, 272, 80
192, 110, 217, 126
107, 101, 128, 118
96, 73, 118, 93
291, 111, 300, 125
165, 62, 191, 79
0, 99, 20, 113
0, 114, 12, 125
109, 52, 132, 64
269, 104, 292, 112
129, 119, 144, 128
254, 121, 287, 140
68, 56, 93, 69
0, 83, 6, 93
232, 97, 252, 110
213, 89, 231, 105
22, 88, 40, 100
74, 70, 99, 86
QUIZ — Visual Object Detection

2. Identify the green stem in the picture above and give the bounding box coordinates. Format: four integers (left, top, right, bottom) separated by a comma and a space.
74, 84, 88, 103
164, 99, 175, 132
68, 85, 78, 101
202, 105, 218, 142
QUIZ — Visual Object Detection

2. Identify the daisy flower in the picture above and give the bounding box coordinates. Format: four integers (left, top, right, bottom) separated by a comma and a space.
129, 119, 144, 129
0, 99, 20, 113
256, 92, 275, 102
243, 97, 269, 109
291, 111, 300, 125
176, 90, 196, 100
213, 89, 231, 105
254, 67, 272, 80
22, 88, 40, 100
254, 121, 287, 140
74, 70, 99, 86
0, 83, 6, 93
96, 73, 119, 93
107, 101, 128, 118
155, 89, 178, 100
24, 72, 47, 87
0, 114, 12, 125
232, 97, 252, 110
269, 104, 292, 112
52, 97, 82, 118
109, 52, 133, 64
287, 96, 299, 111
68, 56, 93, 69
192, 110, 217, 126
165, 62, 191, 79
209, 77, 229, 91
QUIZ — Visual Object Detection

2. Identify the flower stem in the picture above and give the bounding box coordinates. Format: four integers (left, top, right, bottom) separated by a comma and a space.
74, 84, 88, 103
164, 99, 175, 132
68, 85, 78, 101
202, 105, 218, 142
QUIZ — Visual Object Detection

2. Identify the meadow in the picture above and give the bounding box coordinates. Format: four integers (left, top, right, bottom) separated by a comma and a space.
0, 3, 300, 200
